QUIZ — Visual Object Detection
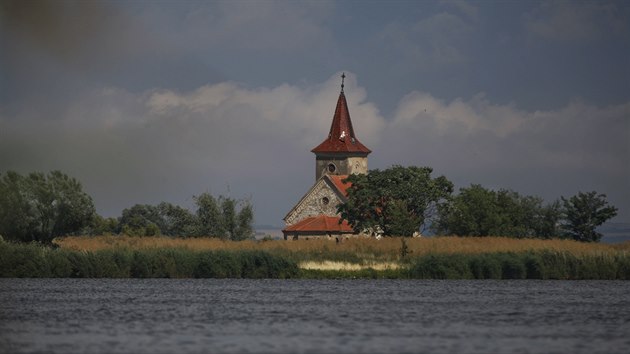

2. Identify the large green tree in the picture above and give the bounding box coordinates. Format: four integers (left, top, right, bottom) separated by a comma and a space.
533, 200, 564, 239
434, 184, 563, 238
434, 184, 500, 236
194, 193, 254, 240
117, 193, 254, 239
119, 204, 163, 236
0, 171, 34, 241
0, 170, 95, 243
338, 165, 453, 236
234, 201, 254, 241
88, 214, 119, 236
157, 202, 198, 237
195, 193, 225, 238
118, 202, 199, 237
562, 191, 617, 242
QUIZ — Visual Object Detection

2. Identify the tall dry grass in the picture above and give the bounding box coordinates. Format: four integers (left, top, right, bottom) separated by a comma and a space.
55, 235, 628, 261
5, 237, 628, 279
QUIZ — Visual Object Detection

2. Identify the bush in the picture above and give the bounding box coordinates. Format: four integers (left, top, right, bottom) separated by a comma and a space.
408, 254, 474, 279
194, 250, 299, 279
0, 242, 48, 277
45, 248, 73, 277
523, 253, 544, 279
130, 249, 194, 278
469, 254, 503, 279
195, 251, 241, 278
66, 251, 100, 277
616, 255, 630, 280
499, 254, 527, 279
405, 251, 629, 280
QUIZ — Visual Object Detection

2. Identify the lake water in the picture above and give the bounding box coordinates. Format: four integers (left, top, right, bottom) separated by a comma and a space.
1, 279, 629, 354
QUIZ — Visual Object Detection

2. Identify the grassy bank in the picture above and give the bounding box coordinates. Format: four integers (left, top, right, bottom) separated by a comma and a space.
56, 235, 629, 259
2, 236, 629, 279
0, 241, 298, 278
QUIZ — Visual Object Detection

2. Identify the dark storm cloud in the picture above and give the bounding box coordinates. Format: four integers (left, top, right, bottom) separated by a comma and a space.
1, 1, 137, 97
0, 1, 628, 225
0, 0, 223, 104
525, 0, 630, 42
0, 0, 125, 65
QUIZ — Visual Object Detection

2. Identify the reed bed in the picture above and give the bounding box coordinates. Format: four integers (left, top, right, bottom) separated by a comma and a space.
0, 241, 298, 279
55, 235, 627, 260
2, 239, 629, 279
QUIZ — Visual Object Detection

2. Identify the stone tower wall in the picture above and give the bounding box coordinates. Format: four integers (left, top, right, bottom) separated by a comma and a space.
315, 155, 368, 181
284, 180, 344, 226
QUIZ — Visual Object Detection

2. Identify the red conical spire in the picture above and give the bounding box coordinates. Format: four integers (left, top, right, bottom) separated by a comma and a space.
311, 74, 371, 154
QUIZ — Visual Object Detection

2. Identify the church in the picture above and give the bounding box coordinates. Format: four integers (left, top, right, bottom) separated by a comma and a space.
282, 74, 371, 240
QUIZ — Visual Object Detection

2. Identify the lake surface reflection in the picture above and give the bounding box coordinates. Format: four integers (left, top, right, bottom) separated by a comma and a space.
1, 279, 629, 353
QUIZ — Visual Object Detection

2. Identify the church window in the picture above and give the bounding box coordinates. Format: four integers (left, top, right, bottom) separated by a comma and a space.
322, 197, 330, 205
327, 163, 337, 173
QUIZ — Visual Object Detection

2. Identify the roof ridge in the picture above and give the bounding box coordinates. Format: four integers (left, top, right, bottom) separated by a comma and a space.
282, 215, 353, 233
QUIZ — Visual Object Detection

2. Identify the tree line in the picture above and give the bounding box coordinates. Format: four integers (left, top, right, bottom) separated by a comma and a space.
0, 170, 254, 244
0, 168, 619, 244
339, 165, 618, 242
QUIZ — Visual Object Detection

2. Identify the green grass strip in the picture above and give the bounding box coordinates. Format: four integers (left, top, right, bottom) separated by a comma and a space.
1, 241, 629, 279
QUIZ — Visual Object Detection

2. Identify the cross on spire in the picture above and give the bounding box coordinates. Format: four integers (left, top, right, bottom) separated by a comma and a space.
341, 72, 345, 92
311, 74, 371, 155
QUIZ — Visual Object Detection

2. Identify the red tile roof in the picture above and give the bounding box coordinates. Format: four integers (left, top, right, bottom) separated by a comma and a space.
311, 92, 371, 154
283, 215, 354, 233
327, 175, 351, 197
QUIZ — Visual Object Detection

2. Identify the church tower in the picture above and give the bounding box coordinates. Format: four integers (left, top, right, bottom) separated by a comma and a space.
282, 73, 371, 240
311, 73, 371, 181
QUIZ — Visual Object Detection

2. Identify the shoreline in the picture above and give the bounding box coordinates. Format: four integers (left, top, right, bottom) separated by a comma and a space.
2, 237, 629, 280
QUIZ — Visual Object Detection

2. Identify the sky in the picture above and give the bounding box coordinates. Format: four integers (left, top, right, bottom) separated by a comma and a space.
1, 0, 629, 227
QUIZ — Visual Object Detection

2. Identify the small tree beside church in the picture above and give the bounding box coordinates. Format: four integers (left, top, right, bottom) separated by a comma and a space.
338, 165, 453, 237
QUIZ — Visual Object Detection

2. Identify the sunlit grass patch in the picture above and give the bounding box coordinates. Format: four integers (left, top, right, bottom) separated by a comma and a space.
299, 260, 401, 271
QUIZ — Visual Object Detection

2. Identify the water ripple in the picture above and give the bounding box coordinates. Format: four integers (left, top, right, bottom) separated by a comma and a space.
1, 279, 629, 353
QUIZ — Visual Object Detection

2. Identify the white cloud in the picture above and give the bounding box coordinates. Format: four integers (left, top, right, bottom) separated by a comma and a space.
0, 73, 385, 223
385, 91, 629, 171
1, 74, 628, 223
392, 92, 526, 137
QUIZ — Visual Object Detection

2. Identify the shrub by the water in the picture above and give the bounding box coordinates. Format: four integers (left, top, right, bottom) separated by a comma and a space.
0, 241, 49, 277
469, 254, 503, 279
406, 251, 630, 280
0, 241, 299, 278
131, 248, 197, 278
408, 254, 474, 279
194, 250, 298, 278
